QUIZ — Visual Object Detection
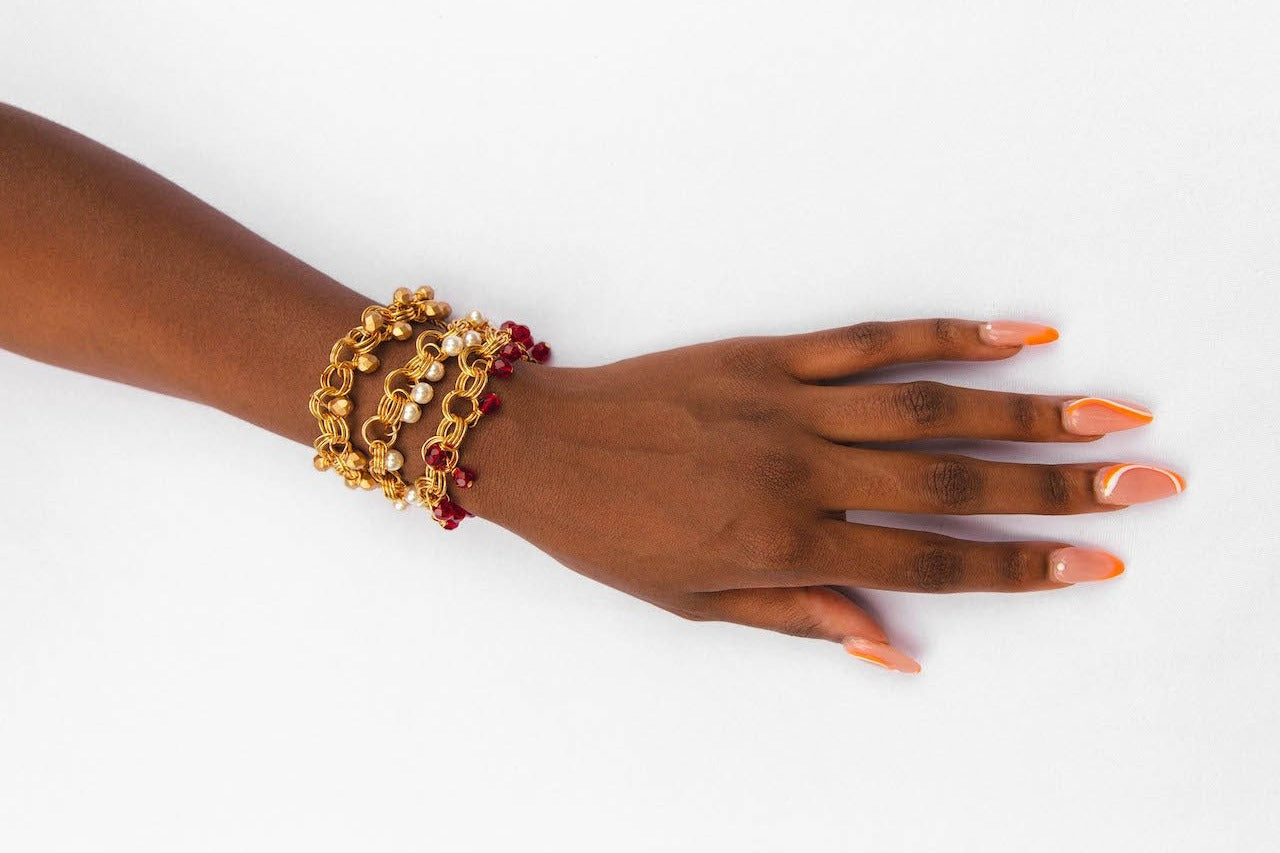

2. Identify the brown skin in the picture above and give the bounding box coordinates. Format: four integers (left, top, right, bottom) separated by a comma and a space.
0, 103, 1126, 651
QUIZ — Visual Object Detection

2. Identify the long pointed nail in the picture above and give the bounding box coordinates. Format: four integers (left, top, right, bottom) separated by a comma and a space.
1062, 397, 1154, 434
842, 637, 921, 674
1049, 547, 1126, 583
979, 321, 1059, 347
1095, 464, 1187, 505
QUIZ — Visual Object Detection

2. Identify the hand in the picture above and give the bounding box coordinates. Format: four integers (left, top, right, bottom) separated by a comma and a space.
459, 318, 1185, 673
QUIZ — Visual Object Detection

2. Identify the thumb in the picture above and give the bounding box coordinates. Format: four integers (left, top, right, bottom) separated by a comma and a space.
700, 586, 921, 674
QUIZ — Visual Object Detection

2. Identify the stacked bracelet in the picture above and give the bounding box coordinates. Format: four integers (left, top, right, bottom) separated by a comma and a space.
309, 287, 551, 530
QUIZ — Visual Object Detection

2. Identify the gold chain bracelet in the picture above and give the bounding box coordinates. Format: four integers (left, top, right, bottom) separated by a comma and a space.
308, 286, 450, 487
310, 288, 551, 529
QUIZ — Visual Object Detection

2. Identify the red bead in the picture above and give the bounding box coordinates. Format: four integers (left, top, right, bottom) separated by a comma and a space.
499, 342, 523, 361
450, 500, 468, 519
488, 357, 513, 379
441, 518, 460, 530
453, 466, 475, 488
529, 341, 551, 363
425, 444, 451, 470
509, 324, 533, 346
431, 498, 452, 520
477, 392, 501, 414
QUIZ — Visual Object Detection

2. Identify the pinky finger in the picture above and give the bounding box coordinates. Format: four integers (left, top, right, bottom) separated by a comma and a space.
690, 586, 921, 674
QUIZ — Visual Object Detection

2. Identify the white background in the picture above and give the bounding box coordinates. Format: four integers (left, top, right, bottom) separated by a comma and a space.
2, 2, 1278, 850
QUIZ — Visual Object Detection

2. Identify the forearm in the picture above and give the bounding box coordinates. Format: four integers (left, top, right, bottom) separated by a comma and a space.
0, 102, 365, 445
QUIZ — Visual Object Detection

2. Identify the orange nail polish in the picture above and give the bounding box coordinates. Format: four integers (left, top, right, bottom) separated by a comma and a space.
979, 321, 1059, 347
1062, 397, 1154, 435
1049, 547, 1126, 583
842, 637, 921, 674
1095, 464, 1187, 506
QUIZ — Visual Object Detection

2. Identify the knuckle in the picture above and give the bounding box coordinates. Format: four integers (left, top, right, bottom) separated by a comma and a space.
743, 446, 811, 495
924, 457, 983, 509
933, 318, 961, 345
841, 321, 893, 355
739, 523, 812, 572
1009, 394, 1039, 434
715, 337, 777, 379
896, 381, 956, 427
908, 546, 966, 592
769, 598, 826, 639
1039, 467, 1074, 512
997, 545, 1037, 588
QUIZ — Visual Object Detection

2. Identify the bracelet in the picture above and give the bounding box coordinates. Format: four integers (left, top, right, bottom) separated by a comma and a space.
310, 287, 551, 530
309, 286, 451, 488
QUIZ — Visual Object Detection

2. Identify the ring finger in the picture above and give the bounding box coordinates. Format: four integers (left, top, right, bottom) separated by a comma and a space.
798, 381, 1154, 443
815, 447, 1187, 515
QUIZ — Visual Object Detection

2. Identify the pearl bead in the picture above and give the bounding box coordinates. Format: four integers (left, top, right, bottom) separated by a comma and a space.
410, 382, 434, 404
384, 449, 404, 471
392, 499, 408, 511
462, 330, 483, 348
468, 309, 486, 325
404, 489, 421, 504
401, 402, 421, 424
441, 335, 464, 356
425, 361, 445, 381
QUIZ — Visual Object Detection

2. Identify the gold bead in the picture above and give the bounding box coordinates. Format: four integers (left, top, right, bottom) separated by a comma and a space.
390, 320, 413, 340
345, 450, 367, 470
356, 353, 380, 373
363, 311, 386, 334
424, 301, 451, 319
358, 475, 375, 490
415, 286, 435, 301
313, 454, 331, 471
328, 397, 353, 416
343, 476, 359, 489
393, 287, 415, 304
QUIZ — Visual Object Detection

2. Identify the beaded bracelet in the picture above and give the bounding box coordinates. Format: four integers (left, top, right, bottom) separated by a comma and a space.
310, 287, 551, 529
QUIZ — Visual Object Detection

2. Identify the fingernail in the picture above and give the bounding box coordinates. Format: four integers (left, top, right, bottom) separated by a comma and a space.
979, 321, 1059, 347
1062, 397, 1154, 435
1049, 547, 1125, 583
842, 637, 921, 674
1095, 464, 1187, 506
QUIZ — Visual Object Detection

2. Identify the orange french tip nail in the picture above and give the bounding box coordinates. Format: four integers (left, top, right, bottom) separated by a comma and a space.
1026, 327, 1059, 345
842, 638, 922, 674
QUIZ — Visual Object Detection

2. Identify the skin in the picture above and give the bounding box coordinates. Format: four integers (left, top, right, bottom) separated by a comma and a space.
0, 103, 1163, 667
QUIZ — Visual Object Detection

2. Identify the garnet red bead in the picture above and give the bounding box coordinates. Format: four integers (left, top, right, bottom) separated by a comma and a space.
441, 518, 460, 530
477, 392, 501, 414
507, 323, 532, 346
529, 341, 551, 363
499, 342, 523, 361
453, 466, 475, 488
424, 444, 451, 470
488, 357, 513, 378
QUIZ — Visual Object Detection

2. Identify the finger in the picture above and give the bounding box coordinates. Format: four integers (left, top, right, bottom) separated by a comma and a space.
796, 519, 1124, 593
774, 318, 1057, 381
814, 448, 1187, 516
799, 381, 1154, 443
691, 586, 920, 673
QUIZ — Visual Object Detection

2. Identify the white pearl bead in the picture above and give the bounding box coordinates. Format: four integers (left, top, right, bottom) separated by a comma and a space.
425, 361, 445, 382
468, 309, 486, 325
404, 489, 420, 504
401, 402, 421, 424
392, 499, 408, 511
410, 382, 434, 404
462, 330, 483, 348
384, 449, 404, 471
441, 335, 463, 356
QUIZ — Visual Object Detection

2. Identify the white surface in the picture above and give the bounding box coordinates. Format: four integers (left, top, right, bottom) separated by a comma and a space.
2, 2, 1278, 850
